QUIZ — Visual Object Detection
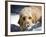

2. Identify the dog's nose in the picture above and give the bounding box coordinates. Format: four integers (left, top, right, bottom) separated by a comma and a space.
26, 24, 29, 27
26, 22, 29, 27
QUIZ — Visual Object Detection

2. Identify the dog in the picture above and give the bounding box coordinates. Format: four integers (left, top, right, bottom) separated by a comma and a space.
18, 6, 42, 31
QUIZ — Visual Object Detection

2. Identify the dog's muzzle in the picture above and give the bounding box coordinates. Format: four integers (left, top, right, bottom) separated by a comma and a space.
25, 22, 30, 27
25, 23, 35, 30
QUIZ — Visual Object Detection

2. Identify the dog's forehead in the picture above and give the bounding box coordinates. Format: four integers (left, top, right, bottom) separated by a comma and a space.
20, 7, 32, 16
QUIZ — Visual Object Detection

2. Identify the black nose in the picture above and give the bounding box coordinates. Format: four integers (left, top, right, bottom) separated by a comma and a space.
26, 24, 29, 27
27, 25, 29, 27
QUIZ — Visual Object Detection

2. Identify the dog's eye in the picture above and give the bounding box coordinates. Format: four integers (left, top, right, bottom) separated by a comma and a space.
23, 17, 25, 20
29, 17, 32, 19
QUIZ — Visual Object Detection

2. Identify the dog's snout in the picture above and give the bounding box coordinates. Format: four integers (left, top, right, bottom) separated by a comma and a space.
26, 23, 29, 27
25, 19, 30, 24
27, 25, 29, 27
26, 21, 30, 27
26, 22, 29, 24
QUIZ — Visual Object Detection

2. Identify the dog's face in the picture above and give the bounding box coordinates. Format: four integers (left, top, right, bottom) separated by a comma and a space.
18, 7, 41, 31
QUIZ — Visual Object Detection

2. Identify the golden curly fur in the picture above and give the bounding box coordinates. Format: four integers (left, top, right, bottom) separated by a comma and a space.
18, 6, 42, 31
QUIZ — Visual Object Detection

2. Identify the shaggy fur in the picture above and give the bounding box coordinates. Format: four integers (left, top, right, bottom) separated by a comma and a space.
18, 6, 42, 31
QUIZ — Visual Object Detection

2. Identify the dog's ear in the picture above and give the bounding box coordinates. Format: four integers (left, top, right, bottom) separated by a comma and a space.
18, 15, 22, 25
38, 16, 42, 23
32, 16, 37, 23
18, 19, 20, 24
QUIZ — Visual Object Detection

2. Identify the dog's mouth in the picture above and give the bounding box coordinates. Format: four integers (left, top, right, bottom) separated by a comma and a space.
22, 23, 39, 31
25, 23, 35, 30
25, 23, 34, 27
